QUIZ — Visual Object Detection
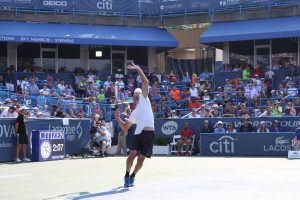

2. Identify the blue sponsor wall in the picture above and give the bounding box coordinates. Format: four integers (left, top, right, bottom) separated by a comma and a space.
0, 0, 291, 15
0, 118, 90, 162
200, 133, 294, 156
155, 117, 299, 155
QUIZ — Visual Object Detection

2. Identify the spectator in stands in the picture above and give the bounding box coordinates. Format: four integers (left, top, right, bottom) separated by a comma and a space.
283, 107, 294, 117
169, 110, 179, 119
50, 105, 59, 117
117, 76, 125, 90
204, 107, 213, 118
199, 68, 213, 82
52, 83, 62, 96
269, 120, 284, 132
214, 121, 226, 133
252, 74, 262, 93
62, 85, 74, 97
136, 73, 142, 88
120, 88, 129, 100
188, 96, 200, 109
235, 88, 247, 105
49, 89, 58, 97
1, 106, 18, 117
223, 101, 236, 117
77, 76, 87, 97
160, 82, 170, 97
202, 90, 211, 102
259, 105, 275, 117
244, 84, 259, 101
242, 65, 251, 80
66, 95, 78, 118
189, 84, 199, 98
237, 103, 250, 117
58, 80, 66, 91
95, 120, 112, 157
292, 123, 300, 150
149, 82, 160, 98
87, 81, 96, 97
176, 122, 193, 156
15, 106, 31, 163
286, 101, 297, 116
40, 83, 50, 96
272, 100, 283, 117
157, 97, 171, 117
265, 66, 275, 82
149, 72, 159, 84
20, 76, 29, 93
225, 122, 237, 133
188, 108, 200, 118
169, 72, 177, 83
97, 89, 106, 102
105, 82, 115, 98
253, 65, 263, 78
239, 118, 254, 133
126, 74, 135, 93
200, 120, 214, 133
252, 101, 262, 117
257, 121, 269, 133
169, 84, 181, 101
211, 104, 222, 118
224, 79, 233, 93
26, 78, 39, 96
182, 72, 191, 83
198, 105, 206, 118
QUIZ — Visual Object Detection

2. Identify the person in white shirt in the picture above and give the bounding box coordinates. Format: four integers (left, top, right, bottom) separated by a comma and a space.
189, 84, 199, 98
188, 108, 200, 118
103, 76, 112, 91
57, 80, 65, 91
115, 63, 155, 188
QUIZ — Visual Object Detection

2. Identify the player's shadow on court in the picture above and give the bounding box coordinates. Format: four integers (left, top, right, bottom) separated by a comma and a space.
70, 187, 130, 200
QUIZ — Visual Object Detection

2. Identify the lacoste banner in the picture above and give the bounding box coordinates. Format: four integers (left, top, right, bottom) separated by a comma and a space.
200, 133, 294, 156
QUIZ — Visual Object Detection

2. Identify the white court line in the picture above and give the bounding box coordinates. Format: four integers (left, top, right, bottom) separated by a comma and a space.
0, 174, 30, 179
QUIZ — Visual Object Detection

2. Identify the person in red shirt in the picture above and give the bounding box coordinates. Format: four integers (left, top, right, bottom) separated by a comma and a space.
188, 96, 200, 109
253, 65, 263, 78
177, 122, 193, 156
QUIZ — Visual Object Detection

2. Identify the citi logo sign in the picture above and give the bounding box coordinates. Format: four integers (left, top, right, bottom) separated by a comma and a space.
161, 121, 178, 135
97, 0, 113, 10
43, 1, 68, 7
210, 135, 235, 154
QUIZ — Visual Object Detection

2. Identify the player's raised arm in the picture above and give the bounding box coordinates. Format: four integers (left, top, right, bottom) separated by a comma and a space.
127, 63, 149, 98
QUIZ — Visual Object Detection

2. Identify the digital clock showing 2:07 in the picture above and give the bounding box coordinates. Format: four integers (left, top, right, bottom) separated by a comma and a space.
51, 139, 65, 159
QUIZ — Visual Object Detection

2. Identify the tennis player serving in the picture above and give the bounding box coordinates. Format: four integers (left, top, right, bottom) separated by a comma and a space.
115, 63, 155, 187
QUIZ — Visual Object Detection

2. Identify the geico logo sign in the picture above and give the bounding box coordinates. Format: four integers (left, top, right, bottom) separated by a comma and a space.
43, 1, 68, 7
210, 135, 235, 153
264, 136, 292, 152
161, 121, 178, 135
97, 0, 113, 10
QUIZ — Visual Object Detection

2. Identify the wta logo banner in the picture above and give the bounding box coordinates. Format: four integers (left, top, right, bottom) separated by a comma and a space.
161, 121, 178, 135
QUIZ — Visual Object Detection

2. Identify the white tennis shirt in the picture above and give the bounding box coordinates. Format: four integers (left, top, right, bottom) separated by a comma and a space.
128, 95, 154, 135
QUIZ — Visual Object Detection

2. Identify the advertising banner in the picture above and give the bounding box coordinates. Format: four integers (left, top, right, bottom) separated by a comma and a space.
0, 0, 35, 9
0, 118, 90, 162
200, 133, 294, 156
37, 0, 74, 10
73, 0, 139, 14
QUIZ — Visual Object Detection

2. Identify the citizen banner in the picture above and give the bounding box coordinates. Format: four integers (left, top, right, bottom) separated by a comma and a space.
0, 118, 90, 162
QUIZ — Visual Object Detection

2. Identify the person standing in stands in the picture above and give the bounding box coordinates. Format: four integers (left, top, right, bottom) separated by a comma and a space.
115, 63, 155, 188
15, 106, 31, 163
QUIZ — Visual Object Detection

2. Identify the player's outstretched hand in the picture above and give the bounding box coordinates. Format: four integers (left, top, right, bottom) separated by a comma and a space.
127, 63, 140, 70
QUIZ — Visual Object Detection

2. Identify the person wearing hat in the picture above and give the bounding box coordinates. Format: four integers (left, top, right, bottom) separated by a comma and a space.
169, 110, 179, 119
0, 106, 18, 117
214, 121, 226, 134
292, 123, 300, 150
269, 120, 284, 132
15, 106, 31, 163
257, 121, 269, 133
211, 104, 222, 118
